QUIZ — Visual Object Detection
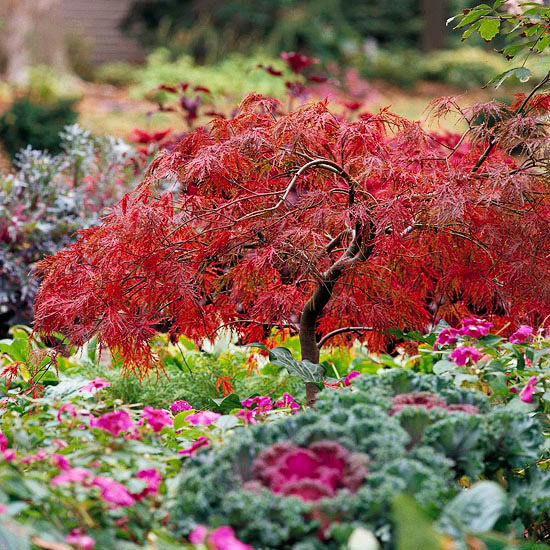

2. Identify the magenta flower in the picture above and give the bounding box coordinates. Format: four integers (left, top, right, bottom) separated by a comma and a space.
344, 370, 361, 386
208, 526, 253, 550
92, 476, 136, 507
460, 317, 493, 339
178, 436, 210, 456
434, 327, 461, 348
141, 406, 173, 433
66, 529, 95, 550
186, 411, 221, 426
449, 346, 483, 366
20, 448, 47, 465
90, 410, 134, 437
57, 403, 77, 423
3, 449, 15, 461
0, 504, 5, 515
520, 376, 538, 403
241, 395, 273, 413
133, 468, 162, 500
189, 524, 208, 544
52, 454, 71, 471
275, 393, 300, 414
170, 400, 193, 414
51, 467, 91, 486
236, 408, 257, 425
510, 325, 534, 344
0, 431, 7, 452
79, 378, 110, 394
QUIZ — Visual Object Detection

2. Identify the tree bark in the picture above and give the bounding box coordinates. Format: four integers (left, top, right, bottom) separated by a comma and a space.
4, 0, 33, 85
421, 0, 447, 51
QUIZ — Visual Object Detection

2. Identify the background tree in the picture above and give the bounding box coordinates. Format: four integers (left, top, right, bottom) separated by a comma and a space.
33, 90, 550, 404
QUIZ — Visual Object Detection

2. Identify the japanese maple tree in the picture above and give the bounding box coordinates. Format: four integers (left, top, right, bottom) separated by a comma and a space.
34, 92, 550, 404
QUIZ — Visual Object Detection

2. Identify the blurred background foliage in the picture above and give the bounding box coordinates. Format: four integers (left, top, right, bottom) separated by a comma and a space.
121, 0, 482, 64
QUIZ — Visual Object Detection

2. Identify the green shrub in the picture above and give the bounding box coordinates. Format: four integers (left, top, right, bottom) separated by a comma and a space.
130, 49, 287, 101
0, 96, 78, 159
95, 62, 139, 87
170, 369, 548, 549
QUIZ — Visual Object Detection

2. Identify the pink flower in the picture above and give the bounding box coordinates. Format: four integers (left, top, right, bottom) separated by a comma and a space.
57, 403, 77, 423
52, 439, 68, 450
66, 530, 95, 550
170, 400, 193, 414
0, 504, 5, 514
0, 432, 7, 452
520, 376, 538, 403
20, 448, 47, 465
460, 318, 493, 339
92, 476, 136, 507
208, 526, 253, 550
434, 327, 461, 348
236, 408, 257, 425
344, 370, 361, 386
189, 524, 208, 544
186, 411, 221, 426
178, 436, 210, 456
3, 449, 15, 461
241, 395, 272, 413
51, 467, 91, 486
141, 406, 173, 433
449, 346, 483, 366
90, 410, 134, 437
275, 393, 300, 414
79, 378, 110, 394
133, 468, 162, 500
510, 325, 534, 344
53, 454, 71, 471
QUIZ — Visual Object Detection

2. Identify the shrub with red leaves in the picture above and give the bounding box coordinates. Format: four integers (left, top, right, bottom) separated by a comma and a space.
33, 92, 550, 402
243, 441, 368, 502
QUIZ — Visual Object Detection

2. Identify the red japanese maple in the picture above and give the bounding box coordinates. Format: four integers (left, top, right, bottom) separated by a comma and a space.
33, 93, 550, 403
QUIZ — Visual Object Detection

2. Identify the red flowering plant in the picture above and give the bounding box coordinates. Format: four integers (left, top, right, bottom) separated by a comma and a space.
32, 84, 550, 405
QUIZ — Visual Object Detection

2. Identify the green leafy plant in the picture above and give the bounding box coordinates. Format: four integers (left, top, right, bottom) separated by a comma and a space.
0, 96, 77, 160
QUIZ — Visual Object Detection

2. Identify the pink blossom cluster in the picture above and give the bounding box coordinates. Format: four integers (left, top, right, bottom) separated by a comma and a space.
237, 393, 301, 424
189, 525, 252, 550
79, 378, 110, 394
50, 461, 162, 508
66, 529, 95, 550
435, 317, 494, 349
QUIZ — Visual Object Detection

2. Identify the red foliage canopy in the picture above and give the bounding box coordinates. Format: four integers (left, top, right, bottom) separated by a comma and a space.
34, 94, 550, 374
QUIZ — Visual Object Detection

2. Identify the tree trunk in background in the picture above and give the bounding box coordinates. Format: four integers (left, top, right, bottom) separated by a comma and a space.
4, 0, 33, 85
421, 0, 447, 51
35, 0, 69, 74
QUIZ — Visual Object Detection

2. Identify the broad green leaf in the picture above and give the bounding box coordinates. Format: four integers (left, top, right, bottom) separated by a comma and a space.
285, 359, 323, 383
173, 409, 195, 430
210, 393, 242, 413
0, 520, 30, 550
438, 481, 506, 538
486, 67, 532, 88
456, 7, 492, 28
393, 495, 441, 550
479, 18, 501, 40
432, 360, 455, 375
